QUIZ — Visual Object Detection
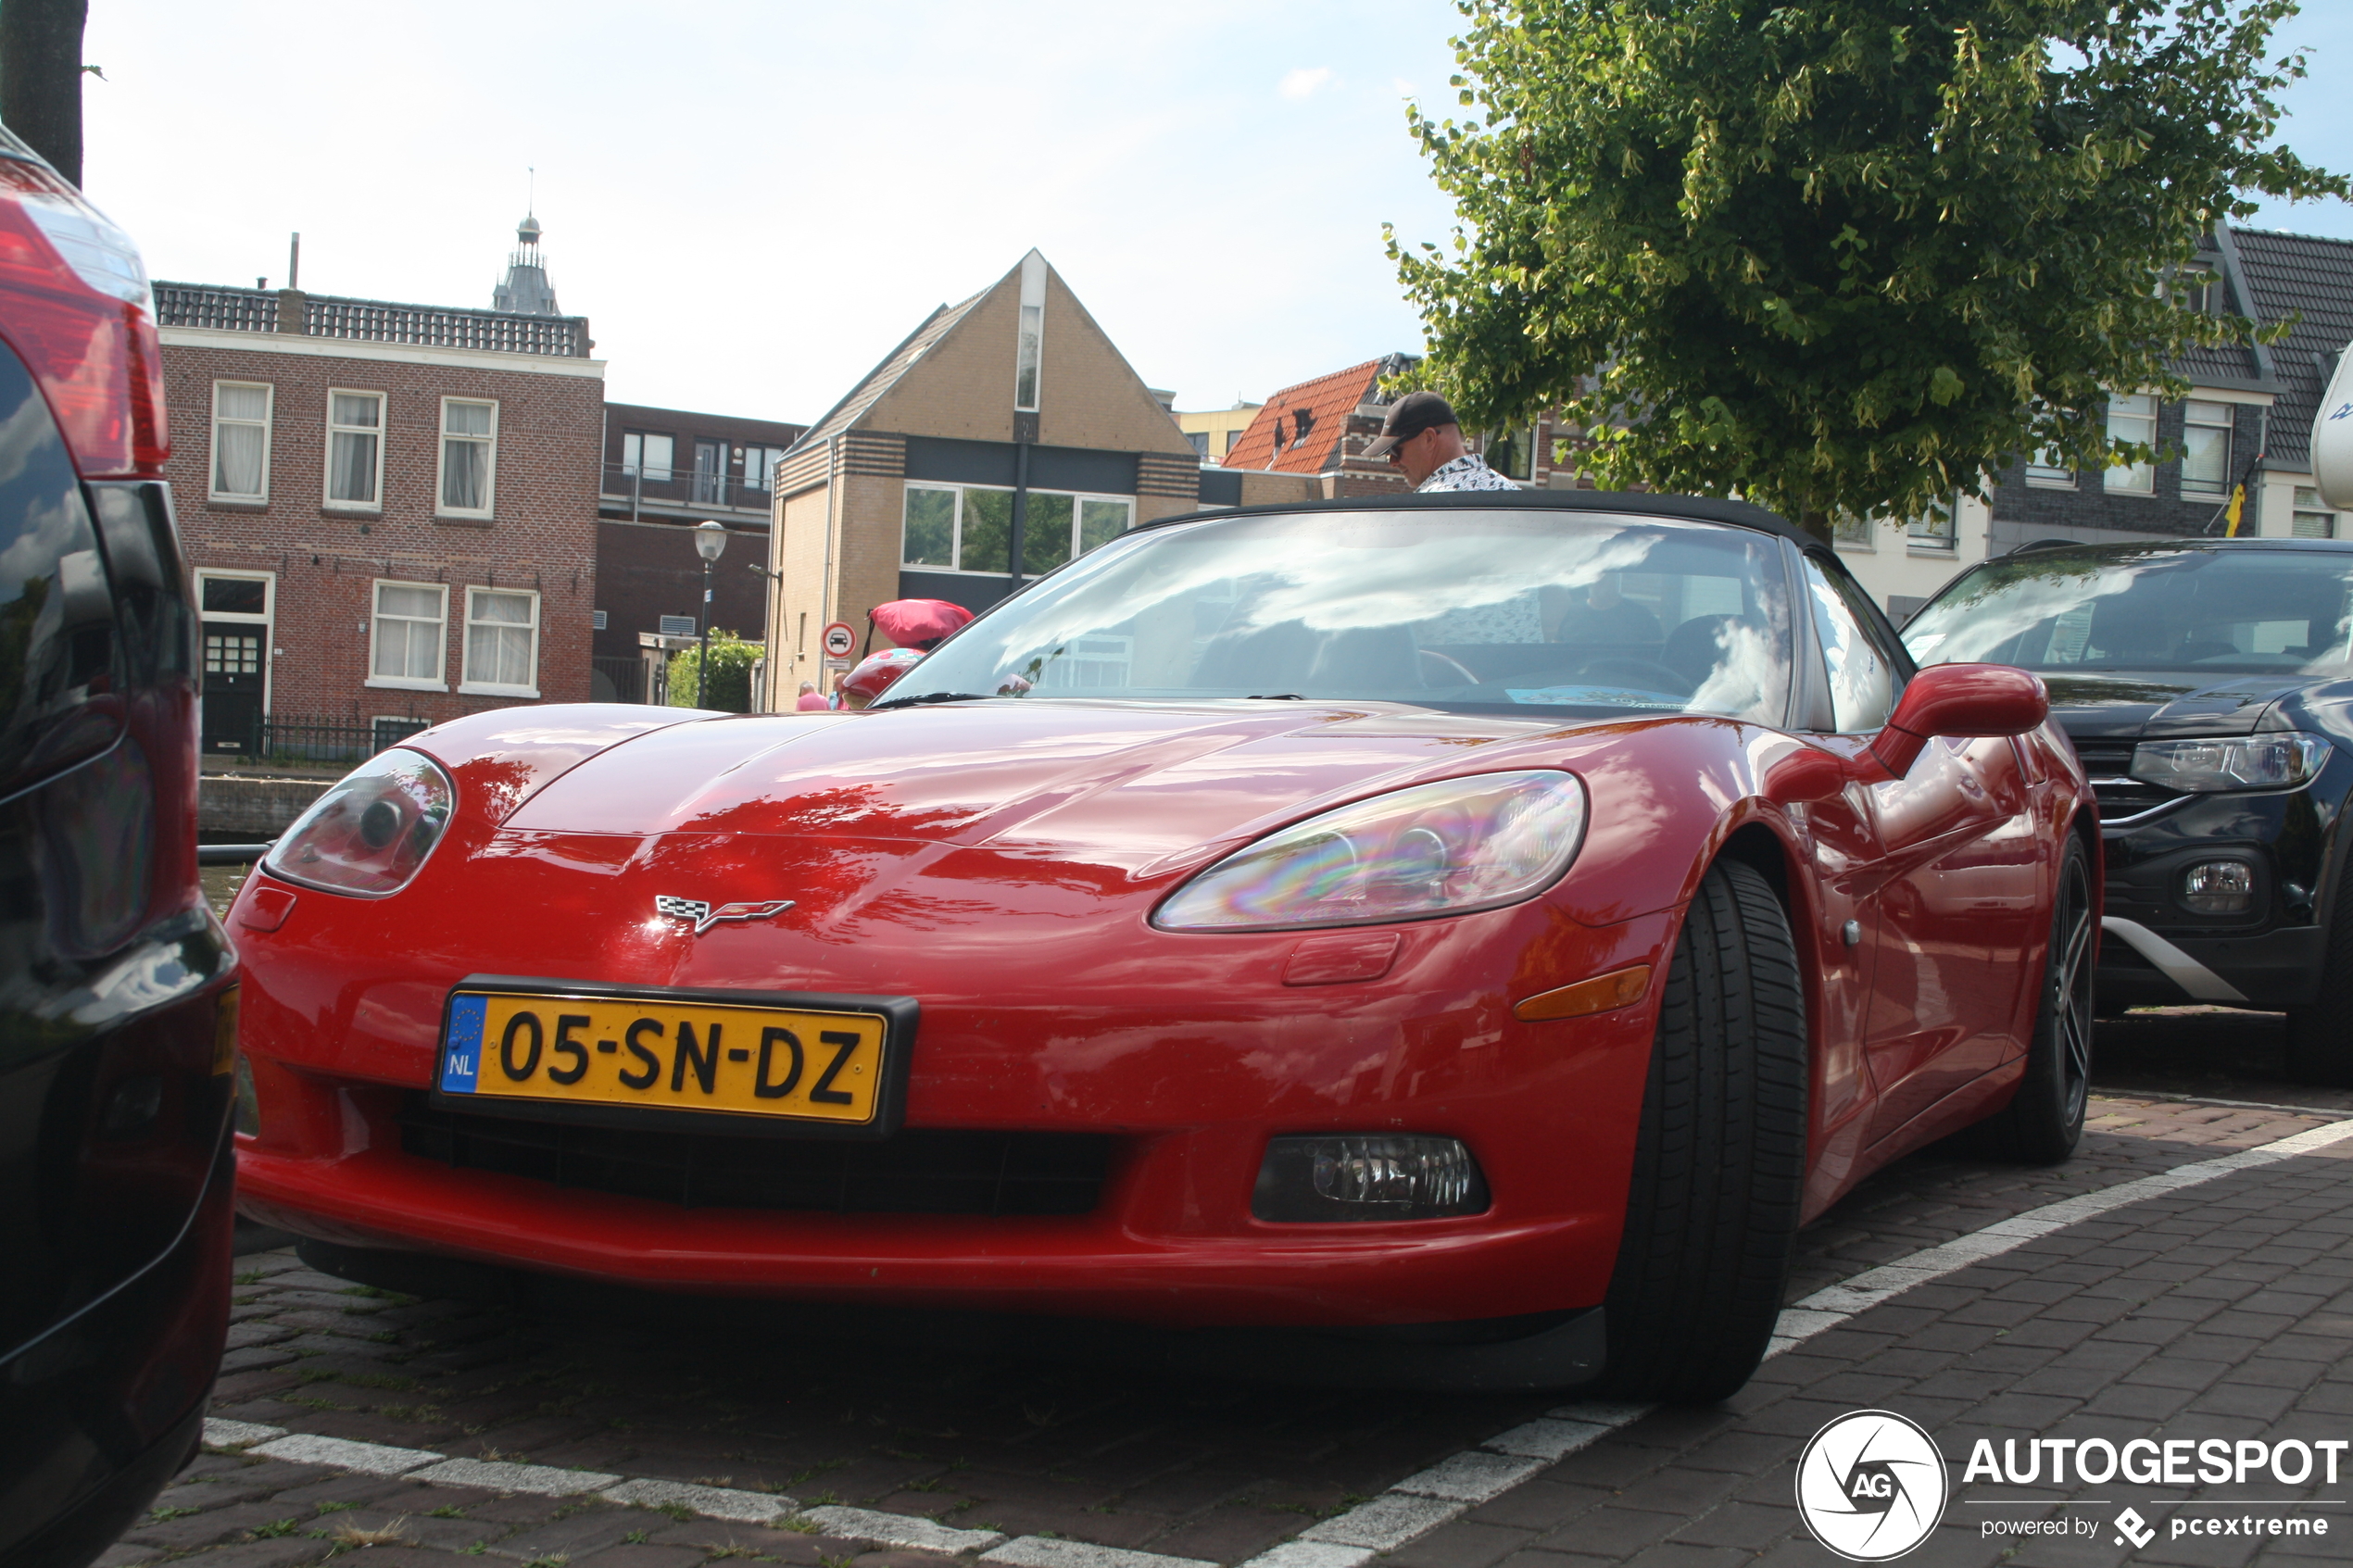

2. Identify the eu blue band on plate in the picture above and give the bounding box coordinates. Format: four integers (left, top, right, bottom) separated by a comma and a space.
441, 994, 486, 1093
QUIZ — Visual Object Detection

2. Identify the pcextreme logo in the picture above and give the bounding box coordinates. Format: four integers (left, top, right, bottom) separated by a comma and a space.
1795, 1411, 1949, 1562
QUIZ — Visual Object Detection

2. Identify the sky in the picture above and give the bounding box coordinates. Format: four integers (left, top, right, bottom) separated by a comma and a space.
79, 1, 2353, 427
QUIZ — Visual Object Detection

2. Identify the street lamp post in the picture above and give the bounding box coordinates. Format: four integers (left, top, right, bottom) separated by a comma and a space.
694, 521, 727, 705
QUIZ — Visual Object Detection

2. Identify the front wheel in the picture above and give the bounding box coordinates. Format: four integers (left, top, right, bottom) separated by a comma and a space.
1591, 858, 1807, 1405
2285, 869, 2353, 1085
1981, 834, 2095, 1163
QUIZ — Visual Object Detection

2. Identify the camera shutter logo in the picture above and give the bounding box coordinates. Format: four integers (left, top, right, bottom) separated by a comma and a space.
1795, 1411, 1949, 1561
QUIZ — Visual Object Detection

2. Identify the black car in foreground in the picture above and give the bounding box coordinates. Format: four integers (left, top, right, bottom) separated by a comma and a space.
1905, 537, 2353, 1081
0, 128, 240, 1566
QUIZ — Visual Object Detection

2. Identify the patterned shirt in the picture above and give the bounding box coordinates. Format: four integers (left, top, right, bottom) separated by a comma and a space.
1416, 453, 1521, 493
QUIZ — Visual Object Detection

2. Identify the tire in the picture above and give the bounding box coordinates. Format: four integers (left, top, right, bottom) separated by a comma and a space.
1592, 858, 1807, 1405
1981, 833, 2095, 1163
2285, 870, 2353, 1086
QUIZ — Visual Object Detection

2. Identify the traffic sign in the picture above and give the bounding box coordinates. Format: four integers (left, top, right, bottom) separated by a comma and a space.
822, 621, 856, 659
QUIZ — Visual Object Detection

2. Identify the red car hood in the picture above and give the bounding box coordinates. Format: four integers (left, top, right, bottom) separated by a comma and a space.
499, 700, 1579, 872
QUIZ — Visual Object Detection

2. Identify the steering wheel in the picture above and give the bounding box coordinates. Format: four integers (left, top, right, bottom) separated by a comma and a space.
1417, 648, 1481, 686
1568, 655, 1694, 696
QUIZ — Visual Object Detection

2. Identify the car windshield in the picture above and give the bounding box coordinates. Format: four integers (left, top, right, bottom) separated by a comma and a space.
882, 508, 1795, 721
1905, 546, 2353, 678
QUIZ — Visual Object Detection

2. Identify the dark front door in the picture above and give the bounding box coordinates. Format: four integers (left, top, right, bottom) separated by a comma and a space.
200, 620, 265, 755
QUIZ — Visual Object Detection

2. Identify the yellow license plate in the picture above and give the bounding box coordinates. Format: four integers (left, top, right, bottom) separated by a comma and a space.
437, 988, 889, 1126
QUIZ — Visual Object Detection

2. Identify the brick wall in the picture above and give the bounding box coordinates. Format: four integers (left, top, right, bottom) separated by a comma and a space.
593, 518, 771, 661
160, 332, 603, 732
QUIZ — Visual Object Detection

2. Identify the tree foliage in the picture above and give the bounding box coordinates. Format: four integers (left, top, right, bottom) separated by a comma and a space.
668, 629, 759, 712
1390, 0, 2346, 537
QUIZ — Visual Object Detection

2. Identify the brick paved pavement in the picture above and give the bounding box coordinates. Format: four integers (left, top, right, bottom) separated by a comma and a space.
107, 1088, 2353, 1568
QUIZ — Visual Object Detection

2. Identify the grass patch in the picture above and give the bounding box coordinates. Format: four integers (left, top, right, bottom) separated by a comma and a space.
233, 1270, 270, 1285
786, 1459, 850, 1486
248, 1518, 300, 1539
279, 1395, 354, 1412
147, 1506, 200, 1522
779, 1517, 820, 1534
339, 1371, 420, 1391
331, 1521, 412, 1547
313, 1500, 359, 1514
427, 1504, 469, 1519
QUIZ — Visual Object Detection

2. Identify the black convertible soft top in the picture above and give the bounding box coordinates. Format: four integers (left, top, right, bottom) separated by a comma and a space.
1133, 487, 1817, 553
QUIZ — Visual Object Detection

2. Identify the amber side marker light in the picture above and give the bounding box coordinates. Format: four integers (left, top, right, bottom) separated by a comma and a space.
1514, 964, 1652, 1022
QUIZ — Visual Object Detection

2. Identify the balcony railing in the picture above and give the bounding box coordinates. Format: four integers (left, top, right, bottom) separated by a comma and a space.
155, 282, 591, 358
599, 462, 774, 518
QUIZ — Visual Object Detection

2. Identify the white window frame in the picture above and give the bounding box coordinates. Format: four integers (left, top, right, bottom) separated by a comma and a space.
2180, 400, 2233, 499
365, 579, 447, 692
437, 397, 499, 519
900, 482, 1133, 575
2296, 485, 2337, 540
2104, 394, 2158, 495
323, 388, 385, 511
622, 430, 674, 481
459, 585, 540, 696
209, 380, 273, 502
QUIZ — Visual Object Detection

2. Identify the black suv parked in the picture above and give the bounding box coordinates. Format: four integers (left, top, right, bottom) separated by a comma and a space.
0, 127, 239, 1567
1905, 537, 2353, 1082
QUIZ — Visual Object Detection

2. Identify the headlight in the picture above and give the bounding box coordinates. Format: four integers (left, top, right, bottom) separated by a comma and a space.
1152, 770, 1587, 932
2130, 734, 2333, 793
263, 748, 455, 896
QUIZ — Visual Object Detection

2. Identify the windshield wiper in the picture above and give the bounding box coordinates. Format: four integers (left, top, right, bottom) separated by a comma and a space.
868, 691, 996, 711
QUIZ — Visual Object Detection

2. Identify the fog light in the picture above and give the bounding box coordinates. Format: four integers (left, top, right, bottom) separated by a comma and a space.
233, 1055, 260, 1136
1252, 1135, 1489, 1222
2180, 860, 2254, 915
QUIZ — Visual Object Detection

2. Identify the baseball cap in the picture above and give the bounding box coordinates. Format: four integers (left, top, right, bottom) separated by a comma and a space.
1363, 390, 1461, 458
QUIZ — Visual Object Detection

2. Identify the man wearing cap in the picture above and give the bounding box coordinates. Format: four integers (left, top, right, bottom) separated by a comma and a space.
1364, 391, 1522, 492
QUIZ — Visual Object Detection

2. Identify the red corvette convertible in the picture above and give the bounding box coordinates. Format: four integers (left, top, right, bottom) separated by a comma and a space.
231, 493, 2094, 1401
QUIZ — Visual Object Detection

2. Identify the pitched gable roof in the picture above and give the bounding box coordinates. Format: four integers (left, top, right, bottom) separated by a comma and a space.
1220, 360, 1386, 473
786, 290, 988, 456
2227, 227, 2353, 472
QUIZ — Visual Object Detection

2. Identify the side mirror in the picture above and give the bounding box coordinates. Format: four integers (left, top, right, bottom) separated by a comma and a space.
1871, 663, 2047, 777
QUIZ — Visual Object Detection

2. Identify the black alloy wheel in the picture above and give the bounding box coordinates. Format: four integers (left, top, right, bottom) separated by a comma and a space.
1592, 857, 1808, 1405
1983, 834, 2095, 1163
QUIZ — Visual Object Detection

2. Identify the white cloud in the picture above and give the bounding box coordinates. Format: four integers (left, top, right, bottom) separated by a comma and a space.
1279, 66, 1333, 100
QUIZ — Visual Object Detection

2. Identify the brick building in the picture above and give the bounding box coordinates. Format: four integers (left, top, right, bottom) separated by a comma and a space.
593, 402, 806, 701
761, 250, 1199, 709
1210, 356, 1588, 505
154, 227, 604, 757
1835, 225, 2353, 621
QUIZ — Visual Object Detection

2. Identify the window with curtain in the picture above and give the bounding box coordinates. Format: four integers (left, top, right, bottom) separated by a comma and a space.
2181, 401, 2233, 498
211, 382, 271, 499
370, 582, 445, 685
462, 588, 537, 692
2105, 394, 2157, 494
2296, 486, 2338, 539
441, 399, 497, 514
327, 391, 383, 507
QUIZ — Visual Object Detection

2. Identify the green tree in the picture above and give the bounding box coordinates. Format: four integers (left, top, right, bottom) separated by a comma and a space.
1390, 0, 2345, 539
668, 630, 759, 713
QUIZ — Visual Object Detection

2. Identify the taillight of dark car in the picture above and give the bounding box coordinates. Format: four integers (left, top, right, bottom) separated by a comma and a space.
0, 155, 167, 477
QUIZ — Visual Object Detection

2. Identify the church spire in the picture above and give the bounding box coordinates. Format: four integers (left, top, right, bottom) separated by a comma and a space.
493, 196, 561, 317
